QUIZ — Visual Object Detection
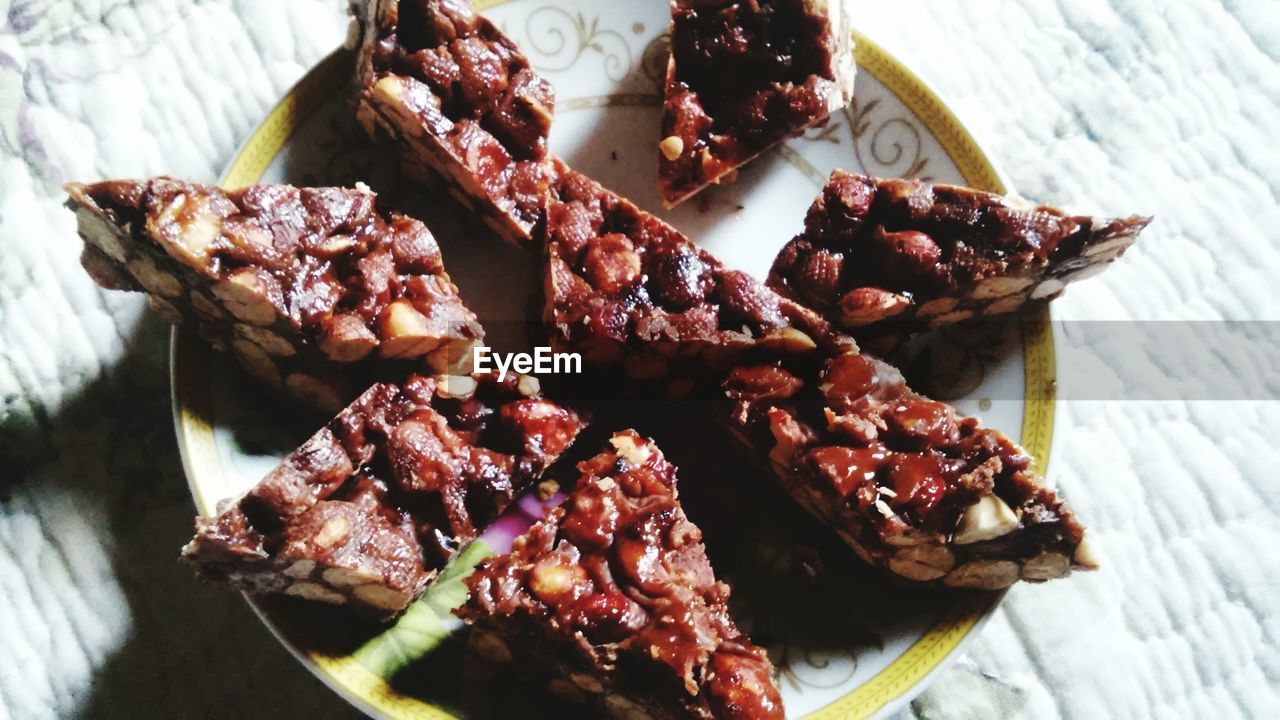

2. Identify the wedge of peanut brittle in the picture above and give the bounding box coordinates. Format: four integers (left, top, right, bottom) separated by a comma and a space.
458, 430, 784, 719
544, 159, 843, 390
725, 351, 1097, 589
352, 0, 556, 246
769, 171, 1151, 335
66, 177, 483, 410
659, 0, 855, 207
182, 372, 585, 619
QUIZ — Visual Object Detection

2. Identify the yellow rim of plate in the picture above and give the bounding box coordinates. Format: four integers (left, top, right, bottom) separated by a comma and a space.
172, 17, 1056, 720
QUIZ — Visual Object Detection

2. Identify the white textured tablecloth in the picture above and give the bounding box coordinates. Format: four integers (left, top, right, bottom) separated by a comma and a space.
1, 1, 1276, 718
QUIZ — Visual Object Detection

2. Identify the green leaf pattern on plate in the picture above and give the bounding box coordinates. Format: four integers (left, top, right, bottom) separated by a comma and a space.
352, 540, 495, 679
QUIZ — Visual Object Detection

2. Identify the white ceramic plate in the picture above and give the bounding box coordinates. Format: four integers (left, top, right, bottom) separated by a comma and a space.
173, 2, 1059, 717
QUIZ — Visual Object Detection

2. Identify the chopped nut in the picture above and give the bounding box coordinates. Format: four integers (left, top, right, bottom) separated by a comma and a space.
1022, 551, 1072, 581
609, 433, 652, 467
581, 234, 642, 294
970, 275, 1034, 300
321, 567, 380, 588
439, 375, 478, 399
189, 291, 225, 321
75, 208, 129, 263
149, 192, 224, 267
311, 234, 358, 257
698, 146, 715, 174
886, 543, 955, 581
517, 374, 542, 397
649, 244, 714, 309
221, 218, 273, 253
237, 324, 297, 358
312, 516, 350, 549
320, 314, 378, 362
760, 327, 817, 353
838, 287, 910, 327
147, 296, 184, 324
725, 364, 805, 404
282, 560, 315, 579
872, 228, 941, 278
518, 89, 554, 128
659, 135, 685, 161
930, 309, 976, 327
371, 74, 412, 108
1083, 233, 1136, 258
1030, 278, 1066, 300
505, 399, 568, 432
944, 559, 1021, 589
916, 296, 960, 317
1059, 262, 1110, 284
766, 408, 812, 469
536, 479, 560, 500
987, 294, 1029, 315
953, 495, 1020, 545
284, 582, 347, 604
530, 559, 586, 601
214, 268, 282, 326
126, 254, 183, 299
379, 299, 445, 359
353, 583, 410, 611
791, 249, 844, 306
80, 246, 134, 290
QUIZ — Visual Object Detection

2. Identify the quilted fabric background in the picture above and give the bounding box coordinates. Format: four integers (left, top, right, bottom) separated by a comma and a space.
0, 1, 1275, 718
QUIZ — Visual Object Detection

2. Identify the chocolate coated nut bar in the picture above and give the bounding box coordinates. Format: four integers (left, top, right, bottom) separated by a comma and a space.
659, 0, 855, 207
182, 372, 585, 618
769, 171, 1151, 334
66, 177, 483, 411
458, 430, 784, 719
352, 0, 556, 246
544, 158, 847, 390
724, 351, 1097, 589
